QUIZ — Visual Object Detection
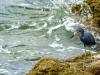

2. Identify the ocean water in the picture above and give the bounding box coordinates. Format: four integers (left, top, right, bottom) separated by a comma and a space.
0, 0, 99, 75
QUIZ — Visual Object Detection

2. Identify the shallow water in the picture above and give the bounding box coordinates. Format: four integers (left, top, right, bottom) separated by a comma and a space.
0, 0, 98, 75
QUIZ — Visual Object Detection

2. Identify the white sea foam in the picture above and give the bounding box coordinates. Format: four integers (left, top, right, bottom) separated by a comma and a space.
7, 25, 20, 30
55, 35, 60, 41
47, 17, 84, 36
30, 22, 37, 26
47, 24, 64, 35
0, 69, 11, 75
49, 41, 65, 52
67, 46, 96, 53
67, 46, 78, 49
35, 22, 47, 31
0, 45, 10, 53
12, 41, 21, 46
47, 15, 54, 21
56, 47, 65, 52
18, 3, 31, 7
49, 41, 63, 48
63, 17, 84, 32
67, 0, 83, 4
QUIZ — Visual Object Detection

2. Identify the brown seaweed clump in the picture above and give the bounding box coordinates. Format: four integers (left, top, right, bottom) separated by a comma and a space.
66, 52, 100, 75
71, 0, 100, 28
71, 4, 81, 13
84, 0, 100, 27
26, 58, 93, 75
84, 61, 100, 75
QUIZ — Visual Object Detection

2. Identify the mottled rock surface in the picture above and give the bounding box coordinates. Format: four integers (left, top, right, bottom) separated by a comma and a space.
26, 53, 100, 75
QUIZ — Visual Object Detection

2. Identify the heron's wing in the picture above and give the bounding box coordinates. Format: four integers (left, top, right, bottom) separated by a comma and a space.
82, 33, 95, 44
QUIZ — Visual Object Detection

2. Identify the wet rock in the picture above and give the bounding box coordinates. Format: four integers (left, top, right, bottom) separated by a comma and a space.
26, 57, 93, 75
84, 61, 100, 75
71, 0, 100, 29
26, 52, 100, 75
84, 0, 100, 27
71, 4, 81, 13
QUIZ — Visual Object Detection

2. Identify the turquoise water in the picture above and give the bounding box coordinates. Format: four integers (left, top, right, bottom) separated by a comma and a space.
0, 0, 99, 75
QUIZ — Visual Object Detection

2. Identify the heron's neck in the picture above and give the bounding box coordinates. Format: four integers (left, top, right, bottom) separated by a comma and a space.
81, 32, 84, 36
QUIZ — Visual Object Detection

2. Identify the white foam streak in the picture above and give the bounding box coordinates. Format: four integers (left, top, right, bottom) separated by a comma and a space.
47, 24, 64, 35
55, 35, 60, 41
67, 46, 79, 50
7, 25, 20, 30
63, 17, 84, 32
15, 3, 31, 7
67, 0, 83, 4
47, 17, 85, 35
30, 22, 37, 26
0, 69, 11, 75
49, 41, 63, 48
50, 0, 66, 8
47, 15, 54, 21
35, 22, 47, 31
0, 45, 10, 53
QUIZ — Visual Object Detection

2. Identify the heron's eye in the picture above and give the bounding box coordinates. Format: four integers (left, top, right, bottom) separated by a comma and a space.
78, 30, 81, 32
78, 30, 80, 32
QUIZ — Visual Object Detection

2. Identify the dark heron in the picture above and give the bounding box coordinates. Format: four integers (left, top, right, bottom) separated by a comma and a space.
77, 27, 96, 55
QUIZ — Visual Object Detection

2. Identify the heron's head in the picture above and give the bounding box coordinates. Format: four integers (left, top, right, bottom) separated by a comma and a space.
77, 27, 84, 34
72, 27, 84, 38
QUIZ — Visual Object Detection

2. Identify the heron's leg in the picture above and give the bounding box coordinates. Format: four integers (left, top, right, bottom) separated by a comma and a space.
83, 44, 87, 68
90, 47, 95, 63
84, 44, 87, 57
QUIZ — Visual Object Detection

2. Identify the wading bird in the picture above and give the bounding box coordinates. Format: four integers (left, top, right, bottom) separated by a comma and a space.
77, 27, 96, 55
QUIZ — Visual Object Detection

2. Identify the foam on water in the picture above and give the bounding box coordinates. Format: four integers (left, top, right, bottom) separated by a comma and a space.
0, 69, 11, 75
67, 0, 83, 4
47, 15, 54, 22
0, 45, 10, 53
49, 41, 63, 48
55, 35, 60, 41
7, 25, 20, 30
47, 16, 85, 36
49, 35, 65, 52
16, 3, 31, 7
47, 24, 64, 35
34, 22, 47, 31
63, 17, 85, 32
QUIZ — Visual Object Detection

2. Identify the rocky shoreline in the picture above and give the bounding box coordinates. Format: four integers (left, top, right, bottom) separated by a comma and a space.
26, 52, 100, 75
71, 0, 100, 36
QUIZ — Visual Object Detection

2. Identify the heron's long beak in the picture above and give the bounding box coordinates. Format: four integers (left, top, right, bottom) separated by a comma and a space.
70, 32, 77, 38
74, 32, 77, 36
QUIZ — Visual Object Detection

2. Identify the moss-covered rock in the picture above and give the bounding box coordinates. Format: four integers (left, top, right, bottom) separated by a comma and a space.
26, 57, 93, 75
68, 53, 100, 75
84, 0, 100, 27
26, 52, 100, 75
71, 4, 81, 13
84, 60, 100, 75
71, 0, 100, 28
